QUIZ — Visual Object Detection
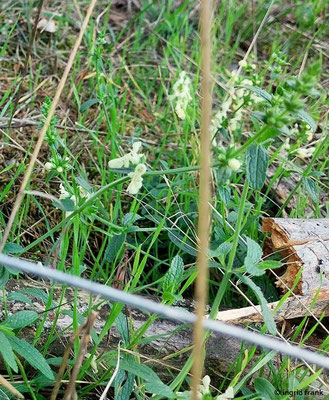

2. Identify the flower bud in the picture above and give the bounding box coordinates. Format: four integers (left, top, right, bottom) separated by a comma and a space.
228, 158, 241, 171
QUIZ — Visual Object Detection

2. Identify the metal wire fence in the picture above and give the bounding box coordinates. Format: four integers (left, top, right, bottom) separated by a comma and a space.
1, 253, 329, 370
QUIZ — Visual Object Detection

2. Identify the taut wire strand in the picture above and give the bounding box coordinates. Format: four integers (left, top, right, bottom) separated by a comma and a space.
1, 254, 329, 370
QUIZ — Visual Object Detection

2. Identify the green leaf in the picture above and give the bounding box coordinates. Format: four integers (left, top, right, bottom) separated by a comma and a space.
0, 266, 10, 288
3, 242, 24, 254
75, 175, 92, 192
8, 292, 34, 306
108, 358, 174, 397
8, 336, 54, 380
163, 255, 184, 293
239, 275, 276, 334
168, 230, 197, 256
122, 213, 142, 226
115, 312, 129, 345
53, 198, 75, 211
5, 311, 39, 329
302, 177, 318, 203
258, 260, 282, 270
208, 241, 233, 258
0, 332, 18, 372
145, 380, 174, 398
244, 86, 272, 103
21, 288, 50, 304
115, 370, 135, 400
80, 98, 101, 112
104, 233, 126, 263
296, 109, 316, 131
246, 144, 269, 190
244, 237, 264, 276
246, 237, 262, 262
254, 377, 276, 400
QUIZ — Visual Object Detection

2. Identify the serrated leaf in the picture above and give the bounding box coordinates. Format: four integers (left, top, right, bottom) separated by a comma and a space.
254, 377, 276, 400
75, 175, 92, 192
8, 292, 34, 306
244, 256, 265, 276
246, 237, 263, 262
244, 237, 264, 276
3, 242, 24, 254
168, 230, 197, 256
5, 311, 38, 329
244, 86, 272, 103
53, 198, 75, 211
239, 275, 276, 334
104, 233, 126, 263
0, 266, 10, 287
21, 288, 50, 304
80, 98, 100, 112
8, 336, 54, 379
145, 380, 174, 397
258, 260, 282, 270
163, 255, 184, 293
0, 332, 18, 372
115, 370, 135, 400
208, 241, 233, 258
296, 109, 316, 131
302, 177, 318, 203
115, 312, 129, 345
246, 144, 269, 190
122, 213, 142, 226
109, 358, 173, 398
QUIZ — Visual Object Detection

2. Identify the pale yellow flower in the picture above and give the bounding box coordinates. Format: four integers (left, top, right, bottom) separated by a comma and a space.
169, 71, 192, 120
238, 59, 248, 68
45, 162, 53, 171
228, 158, 241, 171
295, 147, 315, 159
127, 163, 147, 195
108, 141, 143, 168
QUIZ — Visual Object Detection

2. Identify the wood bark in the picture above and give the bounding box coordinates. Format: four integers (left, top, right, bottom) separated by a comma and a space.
0, 280, 251, 379
263, 218, 329, 295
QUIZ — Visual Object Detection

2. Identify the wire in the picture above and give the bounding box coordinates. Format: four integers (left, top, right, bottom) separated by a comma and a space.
1, 253, 329, 370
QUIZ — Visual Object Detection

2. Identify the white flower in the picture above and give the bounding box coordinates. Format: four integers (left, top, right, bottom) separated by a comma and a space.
305, 127, 313, 141
45, 162, 53, 171
216, 386, 234, 400
79, 186, 91, 200
283, 137, 290, 150
127, 163, 147, 195
169, 71, 192, 120
57, 166, 63, 173
37, 18, 56, 33
108, 141, 143, 169
59, 184, 69, 199
295, 147, 315, 159
228, 158, 241, 171
199, 375, 211, 395
241, 79, 253, 87
230, 108, 243, 131
211, 98, 232, 144
238, 59, 248, 68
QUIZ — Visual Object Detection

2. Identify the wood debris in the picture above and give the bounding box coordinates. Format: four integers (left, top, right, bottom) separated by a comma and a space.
263, 218, 329, 295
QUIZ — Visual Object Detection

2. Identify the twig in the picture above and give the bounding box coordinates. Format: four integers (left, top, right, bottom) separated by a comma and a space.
50, 324, 85, 400
99, 341, 121, 400
63, 312, 98, 400
191, 0, 212, 398
0, 374, 24, 399
0, 0, 98, 252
